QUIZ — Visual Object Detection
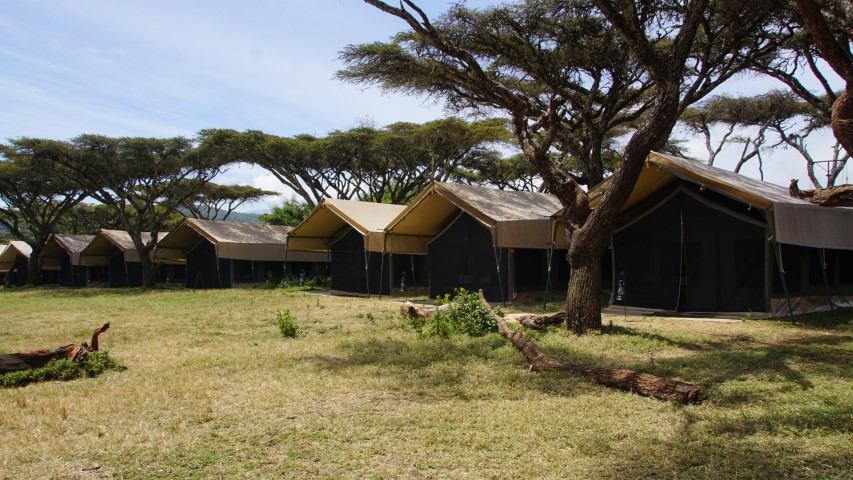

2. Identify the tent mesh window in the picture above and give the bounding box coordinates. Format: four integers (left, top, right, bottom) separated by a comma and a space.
187, 239, 231, 289
108, 250, 143, 288
330, 228, 388, 295
613, 187, 765, 312
428, 213, 507, 302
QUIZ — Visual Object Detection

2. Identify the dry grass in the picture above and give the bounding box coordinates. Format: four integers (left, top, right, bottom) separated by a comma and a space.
1, 287, 851, 479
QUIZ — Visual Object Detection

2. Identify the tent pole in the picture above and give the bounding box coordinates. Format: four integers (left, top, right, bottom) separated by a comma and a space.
494, 246, 506, 307
771, 240, 796, 323
378, 252, 385, 300
544, 244, 554, 309
364, 249, 371, 298
283, 240, 289, 285
817, 248, 835, 314
410, 254, 416, 301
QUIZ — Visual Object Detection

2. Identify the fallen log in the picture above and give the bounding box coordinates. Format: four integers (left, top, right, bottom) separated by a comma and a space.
505, 312, 566, 329
401, 301, 451, 318
789, 179, 853, 207
0, 323, 110, 374
475, 291, 704, 404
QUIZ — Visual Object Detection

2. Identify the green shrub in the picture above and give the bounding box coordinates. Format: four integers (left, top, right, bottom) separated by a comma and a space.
276, 309, 299, 338
409, 288, 497, 337
1, 351, 124, 388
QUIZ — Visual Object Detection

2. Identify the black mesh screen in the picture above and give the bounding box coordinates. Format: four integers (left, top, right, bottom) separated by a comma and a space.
613, 194, 681, 310
330, 228, 388, 295
187, 239, 231, 289
613, 191, 766, 312
60, 254, 88, 287
109, 250, 143, 288
428, 214, 507, 302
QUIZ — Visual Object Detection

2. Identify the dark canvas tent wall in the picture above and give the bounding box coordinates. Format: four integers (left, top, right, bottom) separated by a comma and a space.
593, 152, 853, 316
0, 241, 32, 287
286, 199, 408, 296
385, 182, 567, 302
42, 234, 95, 287
154, 218, 327, 289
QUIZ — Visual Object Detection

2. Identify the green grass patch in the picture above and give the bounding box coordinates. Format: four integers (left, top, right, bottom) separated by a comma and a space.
0, 287, 850, 478
1, 351, 124, 388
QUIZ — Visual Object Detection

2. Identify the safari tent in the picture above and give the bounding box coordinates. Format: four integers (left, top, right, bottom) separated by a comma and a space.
0, 241, 33, 287
41, 234, 100, 287
384, 182, 568, 303
79, 230, 180, 287
597, 152, 853, 316
154, 218, 327, 289
286, 199, 413, 296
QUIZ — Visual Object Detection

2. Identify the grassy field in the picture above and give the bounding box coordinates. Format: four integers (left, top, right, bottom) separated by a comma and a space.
1, 287, 851, 479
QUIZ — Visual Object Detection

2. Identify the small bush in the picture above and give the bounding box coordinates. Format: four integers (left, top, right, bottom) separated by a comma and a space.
1, 351, 124, 388
409, 288, 497, 337
276, 309, 299, 338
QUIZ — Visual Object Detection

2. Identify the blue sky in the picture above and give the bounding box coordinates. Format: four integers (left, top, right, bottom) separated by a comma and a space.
1, 1, 847, 211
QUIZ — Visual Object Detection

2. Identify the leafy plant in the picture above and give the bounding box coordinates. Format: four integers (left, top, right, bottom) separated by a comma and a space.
409, 288, 497, 337
1, 351, 124, 388
276, 309, 299, 338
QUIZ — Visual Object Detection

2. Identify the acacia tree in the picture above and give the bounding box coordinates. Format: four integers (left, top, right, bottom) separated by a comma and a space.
785, 0, 853, 156
180, 183, 276, 221
49, 135, 225, 287
198, 117, 511, 207
342, 0, 786, 333
0, 139, 88, 284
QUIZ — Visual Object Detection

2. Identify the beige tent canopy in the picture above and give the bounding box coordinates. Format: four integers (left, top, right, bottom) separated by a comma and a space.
385, 182, 567, 254
42, 234, 94, 269
286, 198, 407, 253
79, 230, 156, 266
155, 218, 325, 263
0, 240, 31, 272
588, 152, 853, 250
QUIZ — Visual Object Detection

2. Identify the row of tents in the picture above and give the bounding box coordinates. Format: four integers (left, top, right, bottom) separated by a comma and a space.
2, 152, 852, 317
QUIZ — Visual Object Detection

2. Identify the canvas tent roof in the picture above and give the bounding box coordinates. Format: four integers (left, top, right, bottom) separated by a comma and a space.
287, 198, 407, 253
42, 234, 95, 266
385, 182, 566, 254
0, 240, 31, 272
587, 152, 853, 250
155, 218, 325, 262
80, 230, 159, 266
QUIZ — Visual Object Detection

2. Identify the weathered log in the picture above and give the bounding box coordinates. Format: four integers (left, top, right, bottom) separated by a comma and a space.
505, 312, 566, 329
473, 290, 705, 404
789, 179, 853, 207
401, 301, 451, 318
0, 323, 110, 374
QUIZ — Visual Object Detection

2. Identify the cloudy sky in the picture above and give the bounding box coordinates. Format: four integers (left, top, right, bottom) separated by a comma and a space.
1, 0, 847, 212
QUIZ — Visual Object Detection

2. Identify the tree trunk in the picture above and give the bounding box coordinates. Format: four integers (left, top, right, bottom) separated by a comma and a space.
565, 247, 604, 335
26, 248, 42, 286
0, 323, 109, 374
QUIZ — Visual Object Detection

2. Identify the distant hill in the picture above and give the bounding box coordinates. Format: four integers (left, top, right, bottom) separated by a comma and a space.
221, 211, 264, 224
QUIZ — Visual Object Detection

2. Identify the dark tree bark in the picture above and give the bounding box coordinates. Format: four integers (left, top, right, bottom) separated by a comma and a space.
792, 0, 853, 156
0, 323, 109, 374
789, 178, 853, 206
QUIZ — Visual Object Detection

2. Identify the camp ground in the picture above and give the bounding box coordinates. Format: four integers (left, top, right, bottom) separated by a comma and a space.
154, 218, 327, 289
286, 198, 416, 296
595, 151, 853, 317
0, 240, 34, 287
79, 230, 183, 288
385, 182, 568, 303
41, 234, 101, 287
